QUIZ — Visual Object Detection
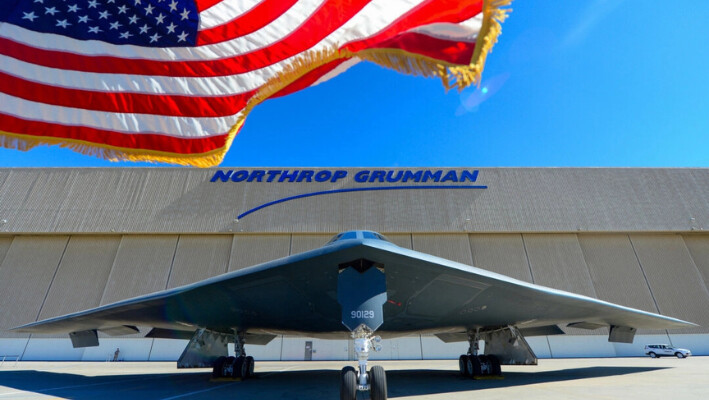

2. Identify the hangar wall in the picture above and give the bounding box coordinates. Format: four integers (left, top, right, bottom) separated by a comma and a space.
0, 168, 708, 361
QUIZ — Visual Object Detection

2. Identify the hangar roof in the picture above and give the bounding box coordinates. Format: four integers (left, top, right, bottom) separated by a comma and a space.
0, 168, 707, 234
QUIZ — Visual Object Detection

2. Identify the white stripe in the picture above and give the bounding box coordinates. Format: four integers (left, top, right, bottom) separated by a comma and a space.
1, 93, 236, 137
407, 16, 484, 43
199, 0, 265, 31
0, 0, 325, 62
311, 57, 361, 87
0, 0, 439, 97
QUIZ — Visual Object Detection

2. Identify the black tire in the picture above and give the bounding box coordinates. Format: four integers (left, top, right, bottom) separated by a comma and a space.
488, 355, 502, 376
676, 352, 685, 359
649, 352, 657, 358
340, 368, 357, 400
212, 356, 226, 378
478, 355, 489, 375
223, 356, 236, 377
470, 356, 482, 378
233, 356, 245, 378
245, 356, 255, 378
341, 366, 356, 377
370, 365, 387, 400
459, 355, 470, 376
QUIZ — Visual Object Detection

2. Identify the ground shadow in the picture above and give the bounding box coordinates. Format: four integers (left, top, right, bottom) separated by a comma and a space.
0, 365, 669, 400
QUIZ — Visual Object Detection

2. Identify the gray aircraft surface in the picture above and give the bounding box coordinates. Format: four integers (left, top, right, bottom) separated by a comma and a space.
13, 230, 695, 400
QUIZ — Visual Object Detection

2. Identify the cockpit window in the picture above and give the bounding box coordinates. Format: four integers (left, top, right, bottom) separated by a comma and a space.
326, 231, 391, 244
362, 232, 377, 239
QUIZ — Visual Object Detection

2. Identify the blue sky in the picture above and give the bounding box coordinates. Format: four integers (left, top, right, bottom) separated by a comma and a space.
1, 0, 707, 168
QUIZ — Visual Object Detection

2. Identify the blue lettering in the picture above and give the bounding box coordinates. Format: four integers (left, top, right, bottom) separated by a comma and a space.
422, 170, 442, 182
354, 170, 369, 183
210, 170, 232, 182
369, 170, 385, 183
332, 170, 347, 182
279, 170, 299, 182
460, 170, 479, 182
297, 170, 314, 182
266, 170, 282, 182
441, 170, 458, 183
402, 170, 422, 182
231, 170, 248, 182
385, 170, 403, 183
315, 170, 332, 182
247, 170, 265, 182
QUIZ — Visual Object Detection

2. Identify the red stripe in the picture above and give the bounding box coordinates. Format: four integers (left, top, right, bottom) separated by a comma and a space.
197, 0, 297, 46
0, 113, 228, 154
0, 0, 372, 77
370, 32, 476, 66
195, 0, 224, 12
270, 58, 348, 99
0, 71, 254, 118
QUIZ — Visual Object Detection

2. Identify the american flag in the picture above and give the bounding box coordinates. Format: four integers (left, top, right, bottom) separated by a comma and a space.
0, 0, 512, 167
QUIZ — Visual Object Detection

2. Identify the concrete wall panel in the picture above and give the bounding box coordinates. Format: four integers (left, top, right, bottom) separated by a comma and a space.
167, 235, 232, 288
81, 338, 154, 361
411, 234, 473, 265
420, 336, 467, 359
0, 236, 11, 265
100, 236, 178, 305
0, 236, 68, 338
149, 339, 189, 361
630, 234, 709, 334
468, 234, 533, 282
228, 235, 290, 272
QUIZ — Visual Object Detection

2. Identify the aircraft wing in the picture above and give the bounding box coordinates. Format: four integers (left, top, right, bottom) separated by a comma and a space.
12, 235, 695, 341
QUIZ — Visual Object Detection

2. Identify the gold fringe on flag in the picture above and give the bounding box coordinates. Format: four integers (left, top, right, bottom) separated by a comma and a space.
0, 0, 512, 167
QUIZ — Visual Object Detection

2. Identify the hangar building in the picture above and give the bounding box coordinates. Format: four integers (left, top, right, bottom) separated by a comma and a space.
0, 167, 708, 362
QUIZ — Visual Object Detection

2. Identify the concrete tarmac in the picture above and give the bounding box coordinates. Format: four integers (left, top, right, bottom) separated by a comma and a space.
1, 357, 707, 399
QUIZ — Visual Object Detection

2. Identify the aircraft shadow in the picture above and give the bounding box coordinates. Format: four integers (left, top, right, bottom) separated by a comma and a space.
0, 365, 668, 400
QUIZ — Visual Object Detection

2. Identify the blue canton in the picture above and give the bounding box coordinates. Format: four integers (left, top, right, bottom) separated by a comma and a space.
3, 0, 199, 47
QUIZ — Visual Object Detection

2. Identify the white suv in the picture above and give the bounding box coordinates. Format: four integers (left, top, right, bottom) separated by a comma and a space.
644, 344, 691, 358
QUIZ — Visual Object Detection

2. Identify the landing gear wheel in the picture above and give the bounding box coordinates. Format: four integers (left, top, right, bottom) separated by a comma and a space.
212, 356, 226, 378
340, 366, 356, 377
370, 365, 387, 400
488, 355, 502, 376
470, 355, 482, 378
340, 367, 357, 400
459, 355, 470, 376
233, 356, 247, 378
245, 356, 255, 377
223, 356, 236, 377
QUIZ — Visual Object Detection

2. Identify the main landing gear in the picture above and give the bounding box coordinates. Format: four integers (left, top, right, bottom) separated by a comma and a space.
340, 325, 387, 400
212, 331, 255, 379
458, 330, 501, 379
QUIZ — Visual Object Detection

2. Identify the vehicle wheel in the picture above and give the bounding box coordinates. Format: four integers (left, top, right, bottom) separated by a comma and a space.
223, 356, 236, 377
245, 356, 255, 377
212, 356, 226, 378
370, 365, 387, 400
459, 355, 470, 376
675, 352, 685, 359
488, 354, 502, 376
465, 356, 474, 377
341, 365, 356, 377
649, 352, 657, 358
478, 355, 489, 375
470, 356, 482, 378
233, 356, 245, 378
340, 367, 357, 400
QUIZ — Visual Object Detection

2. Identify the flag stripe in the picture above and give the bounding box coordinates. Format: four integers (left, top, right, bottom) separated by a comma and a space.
197, 0, 297, 45
0, 113, 229, 154
198, 0, 265, 25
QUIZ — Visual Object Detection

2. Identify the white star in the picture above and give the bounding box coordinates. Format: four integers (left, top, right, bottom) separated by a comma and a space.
109, 21, 122, 30
120, 31, 133, 39
22, 12, 38, 22
180, 8, 190, 20
149, 32, 161, 43
107, 0, 116, 3
134, 0, 142, 5
117, 5, 128, 14
139, 24, 150, 34
177, 31, 188, 42
44, 6, 58, 15
88, 26, 102, 34
155, 13, 165, 25
56, 19, 71, 28
128, 15, 139, 24
78, 15, 90, 23
144, 4, 154, 15
168, 0, 178, 12
88, 0, 98, 9
67, 4, 80, 12
98, 10, 111, 20
33, 0, 43, 3
166, 22, 177, 34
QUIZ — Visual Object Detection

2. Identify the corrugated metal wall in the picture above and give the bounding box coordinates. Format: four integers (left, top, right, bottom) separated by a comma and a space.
2, 233, 708, 344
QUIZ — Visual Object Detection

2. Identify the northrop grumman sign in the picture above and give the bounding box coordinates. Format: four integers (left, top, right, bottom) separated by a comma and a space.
210, 169, 480, 184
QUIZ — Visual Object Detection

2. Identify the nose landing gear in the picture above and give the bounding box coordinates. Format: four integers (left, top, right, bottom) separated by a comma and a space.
340, 325, 387, 400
